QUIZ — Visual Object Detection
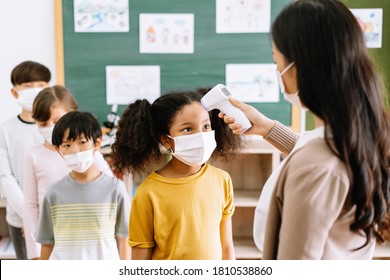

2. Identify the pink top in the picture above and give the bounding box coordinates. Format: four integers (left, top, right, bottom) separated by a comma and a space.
23, 144, 114, 259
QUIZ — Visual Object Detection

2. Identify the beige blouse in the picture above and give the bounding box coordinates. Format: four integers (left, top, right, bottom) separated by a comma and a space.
262, 138, 375, 259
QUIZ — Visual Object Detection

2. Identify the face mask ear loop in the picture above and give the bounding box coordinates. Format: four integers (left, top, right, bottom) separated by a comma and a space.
58, 150, 64, 158
280, 61, 295, 76
165, 135, 174, 154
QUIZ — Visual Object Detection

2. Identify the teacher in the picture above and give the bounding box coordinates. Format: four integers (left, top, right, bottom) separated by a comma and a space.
221, 0, 390, 259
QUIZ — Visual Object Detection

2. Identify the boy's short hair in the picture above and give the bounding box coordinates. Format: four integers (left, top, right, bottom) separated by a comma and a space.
11, 61, 51, 86
52, 111, 102, 147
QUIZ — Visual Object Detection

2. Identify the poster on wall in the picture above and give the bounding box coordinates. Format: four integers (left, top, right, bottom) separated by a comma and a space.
106, 66, 160, 105
216, 0, 271, 33
139, 13, 194, 53
350, 8, 383, 48
226, 64, 279, 103
74, 0, 129, 32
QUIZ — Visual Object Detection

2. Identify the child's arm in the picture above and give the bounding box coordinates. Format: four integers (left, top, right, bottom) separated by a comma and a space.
116, 236, 131, 260
131, 247, 152, 260
23, 152, 41, 259
220, 217, 236, 260
40, 244, 54, 260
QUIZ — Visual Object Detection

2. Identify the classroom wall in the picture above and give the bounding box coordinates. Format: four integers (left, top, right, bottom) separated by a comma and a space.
0, 0, 57, 125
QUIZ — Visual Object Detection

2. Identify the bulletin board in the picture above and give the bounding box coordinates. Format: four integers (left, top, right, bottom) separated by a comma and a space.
54, 0, 389, 130
54, 0, 301, 129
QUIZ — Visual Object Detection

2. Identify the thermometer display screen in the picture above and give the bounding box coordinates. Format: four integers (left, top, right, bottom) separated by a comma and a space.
220, 87, 231, 97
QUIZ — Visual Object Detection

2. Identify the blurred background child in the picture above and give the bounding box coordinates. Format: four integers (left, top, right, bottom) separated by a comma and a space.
0, 61, 50, 259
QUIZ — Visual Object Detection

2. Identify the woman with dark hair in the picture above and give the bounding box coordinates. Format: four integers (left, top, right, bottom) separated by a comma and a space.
222, 0, 390, 259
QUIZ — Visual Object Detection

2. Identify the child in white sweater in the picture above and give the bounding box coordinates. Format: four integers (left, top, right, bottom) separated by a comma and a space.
0, 61, 50, 259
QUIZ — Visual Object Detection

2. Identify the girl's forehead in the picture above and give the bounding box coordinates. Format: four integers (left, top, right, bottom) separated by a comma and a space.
171, 102, 209, 123
49, 105, 68, 118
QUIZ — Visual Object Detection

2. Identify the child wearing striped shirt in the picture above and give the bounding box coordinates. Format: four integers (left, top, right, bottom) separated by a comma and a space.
35, 111, 130, 260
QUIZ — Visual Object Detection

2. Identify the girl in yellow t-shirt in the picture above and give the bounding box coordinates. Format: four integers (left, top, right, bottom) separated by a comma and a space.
112, 89, 244, 260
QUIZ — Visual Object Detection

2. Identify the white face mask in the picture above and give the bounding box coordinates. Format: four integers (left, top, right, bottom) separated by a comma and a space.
61, 149, 95, 173
276, 61, 295, 95
283, 92, 307, 110
17, 87, 44, 112
167, 130, 217, 167
276, 62, 307, 110
38, 125, 55, 145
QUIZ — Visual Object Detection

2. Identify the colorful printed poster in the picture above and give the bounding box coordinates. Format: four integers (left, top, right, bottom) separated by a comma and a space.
216, 0, 271, 33
226, 64, 279, 103
106, 66, 160, 105
74, 0, 129, 32
350, 9, 383, 48
139, 13, 194, 53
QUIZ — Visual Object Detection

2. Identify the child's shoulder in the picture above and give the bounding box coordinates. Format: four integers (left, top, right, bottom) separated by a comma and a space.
43, 175, 69, 198
99, 173, 128, 193
28, 143, 49, 154
0, 116, 20, 130
45, 174, 128, 200
204, 163, 230, 177
100, 173, 124, 185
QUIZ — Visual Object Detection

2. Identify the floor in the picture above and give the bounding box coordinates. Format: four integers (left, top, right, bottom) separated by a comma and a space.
0, 236, 15, 259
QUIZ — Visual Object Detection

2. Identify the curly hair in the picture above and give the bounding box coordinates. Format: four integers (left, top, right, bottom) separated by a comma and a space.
112, 89, 244, 176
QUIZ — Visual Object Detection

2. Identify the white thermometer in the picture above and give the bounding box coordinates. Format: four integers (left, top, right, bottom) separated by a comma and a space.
201, 84, 252, 132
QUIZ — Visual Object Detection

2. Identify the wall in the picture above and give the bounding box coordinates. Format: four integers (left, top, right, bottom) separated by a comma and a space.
60, 0, 294, 126
0, 0, 57, 126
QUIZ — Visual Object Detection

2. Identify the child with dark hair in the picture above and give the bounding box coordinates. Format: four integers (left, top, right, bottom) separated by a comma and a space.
35, 111, 130, 260
0, 60, 51, 259
23, 87, 113, 259
111, 90, 243, 260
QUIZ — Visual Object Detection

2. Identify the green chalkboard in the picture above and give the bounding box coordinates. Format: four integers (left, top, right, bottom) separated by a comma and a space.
61, 0, 293, 125
342, 0, 390, 99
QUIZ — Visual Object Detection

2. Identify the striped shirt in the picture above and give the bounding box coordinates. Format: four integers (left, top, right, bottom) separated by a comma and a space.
35, 173, 130, 260
23, 144, 114, 259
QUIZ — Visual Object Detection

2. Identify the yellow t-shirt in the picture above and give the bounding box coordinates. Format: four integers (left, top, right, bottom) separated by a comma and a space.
128, 163, 235, 260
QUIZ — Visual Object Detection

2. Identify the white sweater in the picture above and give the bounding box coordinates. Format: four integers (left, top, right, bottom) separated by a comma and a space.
0, 116, 44, 228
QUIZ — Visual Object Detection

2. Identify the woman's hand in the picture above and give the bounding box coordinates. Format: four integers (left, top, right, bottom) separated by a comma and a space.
219, 97, 275, 136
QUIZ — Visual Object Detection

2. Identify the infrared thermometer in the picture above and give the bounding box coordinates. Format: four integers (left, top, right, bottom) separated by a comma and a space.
201, 84, 252, 132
